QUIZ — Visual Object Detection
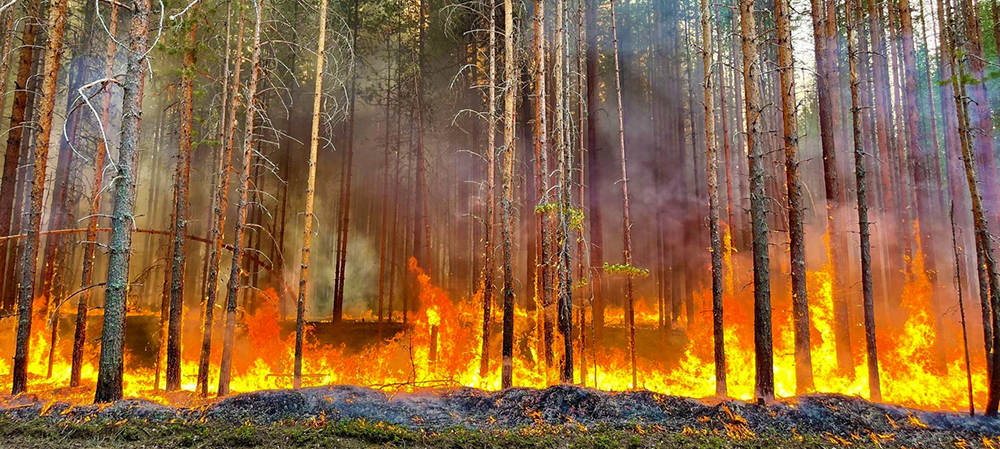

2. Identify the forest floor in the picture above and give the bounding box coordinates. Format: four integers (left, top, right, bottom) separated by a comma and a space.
1, 384, 999, 448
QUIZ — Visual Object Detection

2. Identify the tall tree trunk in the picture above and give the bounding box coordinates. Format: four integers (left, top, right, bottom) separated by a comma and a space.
219, 0, 265, 397
532, 0, 555, 369
776, 0, 812, 395
0, 0, 39, 313
500, 0, 517, 388
333, 0, 361, 323
846, 0, 881, 401
950, 200, 976, 416
166, 12, 198, 393
808, 0, 852, 375
739, 0, 772, 401
701, 0, 727, 398
950, 12, 1000, 415
295, 0, 326, 389
584, 0, 604, 342
94, 0, 151, 403
899, 0, 947, 371
608, 0, 636, 390
554, 0, 573, 383
480, 0, 497, 380
72, 2, 120, 388
197, 1, 243, 397
11, 0, 69, 395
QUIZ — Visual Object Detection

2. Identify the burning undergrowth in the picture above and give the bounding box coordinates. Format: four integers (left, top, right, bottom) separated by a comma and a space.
1, 385, 999, 447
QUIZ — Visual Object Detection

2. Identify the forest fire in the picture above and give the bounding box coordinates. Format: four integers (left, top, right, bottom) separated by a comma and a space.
0, 249, 985, 412
4, 0, 1000, 444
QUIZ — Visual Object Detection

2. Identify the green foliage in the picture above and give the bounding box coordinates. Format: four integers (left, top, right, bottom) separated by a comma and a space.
603, 262, 650, 278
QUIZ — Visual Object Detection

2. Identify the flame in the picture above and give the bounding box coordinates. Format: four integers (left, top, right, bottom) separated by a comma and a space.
0, 240, 988, 412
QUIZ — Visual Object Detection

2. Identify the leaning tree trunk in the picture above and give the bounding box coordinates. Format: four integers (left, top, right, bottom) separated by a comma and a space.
845, 0, 881, 401
11, 0, 69, 395
197, 0, 243, 397
479, 0, 497, 380
294, 0, 326, 389
166, 11, 197, 393
94, 0, 151, 404
776, 0, 812, 395
500, 0, 517, 389
72, 2, 120, 388
219, 0, 265, 397
0, 0, 39, 313
700, 0, 727, 398
739, 0, 773, 401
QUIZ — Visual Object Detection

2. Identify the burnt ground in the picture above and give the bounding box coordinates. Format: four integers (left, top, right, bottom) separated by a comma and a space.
1, 385, 999, 448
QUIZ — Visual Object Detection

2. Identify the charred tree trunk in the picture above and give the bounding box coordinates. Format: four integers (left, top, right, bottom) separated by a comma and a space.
95, 0, 151, 403
553, 0, 573, 383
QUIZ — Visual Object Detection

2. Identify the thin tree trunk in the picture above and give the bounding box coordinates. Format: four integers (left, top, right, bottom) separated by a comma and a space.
166, 12, 197, 393
554, 0, 572, 383
739, 0, 772, 401
0, 0, 39, 313
11, 0, 69, 395
846, 0, 881, 401
480, 0, 497, 380
95, 0, 151, 403
500, 0, 517, 388
808, 0, 852, 375
776, 0, 812, 395
950, 201, 975, 416
701, 0, 726, 398
219, 0, 265, 397
951, 16, 1000, 415
295, 0, 326, 389
197, 1, 243, 397
608, 0, 636, 390
72, 2, 119, 388
584, 0, 604, 342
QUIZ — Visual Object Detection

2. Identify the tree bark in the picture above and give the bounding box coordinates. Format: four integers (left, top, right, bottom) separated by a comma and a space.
0, 0, 39, 313
739, 0, 772, 401
95, 0, 151, 403
808, 0, 852, 375
11, 0, 69, 395
166, 12, 198, 393
219, 0, 265, 397
197, 1, 244, 397
72, 2, 119, 388
846, 0, 881, 401
500, 0, 517, 388
701, 0, 727, 398
480, 0, 497, 380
